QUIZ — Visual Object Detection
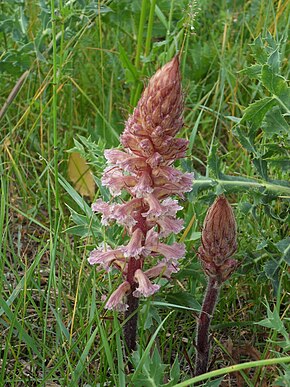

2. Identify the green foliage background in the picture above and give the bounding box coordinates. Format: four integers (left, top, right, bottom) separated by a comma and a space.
0, 0, 289, 385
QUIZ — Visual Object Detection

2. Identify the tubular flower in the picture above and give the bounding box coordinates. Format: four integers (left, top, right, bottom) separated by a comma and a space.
89, 56, 193, 310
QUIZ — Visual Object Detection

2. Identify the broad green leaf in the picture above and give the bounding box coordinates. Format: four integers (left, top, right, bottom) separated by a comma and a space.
241, 97, 277, 129
131, 312, 174, 383
262, 106, 289, 138
207, 144, 222, 179
250, 35, 268, 64
267, 48, 281, 73
165, 357, 180, 386
261, 65, 290, 109
275, 237, 290, 265
252, 157, 268, 180
203, 377, 224, 386
274, 370, 290, 386
165, 292, 201, 311
58, 175, 93, 215
141, 304, 161, 329
239, 64, 262, 79
132, 347, 166, 386
119, 44, 139, 83
263, 259, 279, 294
233, 127, 257, 153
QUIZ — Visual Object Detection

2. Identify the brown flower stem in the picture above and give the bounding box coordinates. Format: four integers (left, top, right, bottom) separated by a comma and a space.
124, 257, 142, 353
124, 291, 139, 353
195, 277, 220, 376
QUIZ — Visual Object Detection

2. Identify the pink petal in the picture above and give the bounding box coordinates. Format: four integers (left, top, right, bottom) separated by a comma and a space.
112, 198, 142, 228
142, 193, 163, 217
144, 260, 179, 279
146, 152, 164, 168
153, 168, 194, 192
143, 229, 185, 259
153, 172, 194, 197
139, 138, 154, 157
161, 198, 183, 215
156, 216, 184, 237
88, 247, 125, 270
154, 242, 185, 260
102, 168, 137, 196
105, 281, 131, 311
144, 228, 159, 246
104, 149, 147, 173
104, 149, 130, 164
91, 199, 115, 225
121, 228, 144, 258
133, 269, 160, 298
131, 170, 153, 197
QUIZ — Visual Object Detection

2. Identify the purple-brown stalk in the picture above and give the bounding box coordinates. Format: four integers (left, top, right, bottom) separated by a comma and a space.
88, 57, 193, 352
196, 196, 238, 375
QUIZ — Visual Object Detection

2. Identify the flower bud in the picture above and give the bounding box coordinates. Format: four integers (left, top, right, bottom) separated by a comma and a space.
121, 56, 185, 162
198, 196, 238, 283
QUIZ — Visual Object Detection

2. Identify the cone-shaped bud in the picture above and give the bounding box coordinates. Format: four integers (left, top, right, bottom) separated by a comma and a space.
121, 56, 187, 163
198, 196, 238, 283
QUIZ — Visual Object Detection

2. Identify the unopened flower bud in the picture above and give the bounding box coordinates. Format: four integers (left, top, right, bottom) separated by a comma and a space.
198, 196, 238, 283
121, 56, 185, 162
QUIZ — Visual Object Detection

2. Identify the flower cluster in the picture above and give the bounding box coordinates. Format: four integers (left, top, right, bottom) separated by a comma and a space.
198, 196, 238, 284
89, 56, 193, 311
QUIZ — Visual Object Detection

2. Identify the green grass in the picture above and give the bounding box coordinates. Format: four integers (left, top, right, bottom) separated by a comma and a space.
0, 0, 289, 385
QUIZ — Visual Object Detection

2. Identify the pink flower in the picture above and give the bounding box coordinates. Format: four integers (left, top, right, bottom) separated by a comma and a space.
89, 57, 193, 312
144, 260, 179, 279
131, 170, 154, 197
121, 228, 144, 258
143, 229, 185, 260
105, 281, 131, 311
88, 246, 125, 270
112, 198, 143, 228
142, 193, 163, 217
155, 216, 184, 237
102, 168, 137, 196
133, 269, 160, 298
91, 199, 115, 225
104, 149, 147, 173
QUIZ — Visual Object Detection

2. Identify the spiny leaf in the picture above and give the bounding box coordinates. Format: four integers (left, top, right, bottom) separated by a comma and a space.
262, 106, 289, 138
207, 144, 222, 178
275, 237, 290, 265
267, 48, 280, 73
239, 64, 262, 79
233, 127, 257, 153
261, 65, 290, 110
241, 97, 277, 129
250, 35, 268, 64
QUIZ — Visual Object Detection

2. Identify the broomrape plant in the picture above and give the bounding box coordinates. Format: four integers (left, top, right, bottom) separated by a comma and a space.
88, 56, 194, 352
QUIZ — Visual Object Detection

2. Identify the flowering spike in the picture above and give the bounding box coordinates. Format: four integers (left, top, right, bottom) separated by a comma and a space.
196, 197, 239, 375
198, 196, 238, 283
89, 57, 193, 351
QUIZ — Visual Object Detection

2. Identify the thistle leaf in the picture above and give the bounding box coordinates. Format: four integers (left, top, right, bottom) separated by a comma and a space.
241, 97, 277, 129
261, 65, 290, 109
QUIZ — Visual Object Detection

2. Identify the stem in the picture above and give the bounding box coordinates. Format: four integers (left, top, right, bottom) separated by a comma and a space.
124, 291, 139, 353
193, 177, 290, 196
195, 277, 220, 376
123, 257, 142, 353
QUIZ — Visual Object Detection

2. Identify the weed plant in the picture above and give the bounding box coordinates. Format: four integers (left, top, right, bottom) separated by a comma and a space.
0, 0, 289, 386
